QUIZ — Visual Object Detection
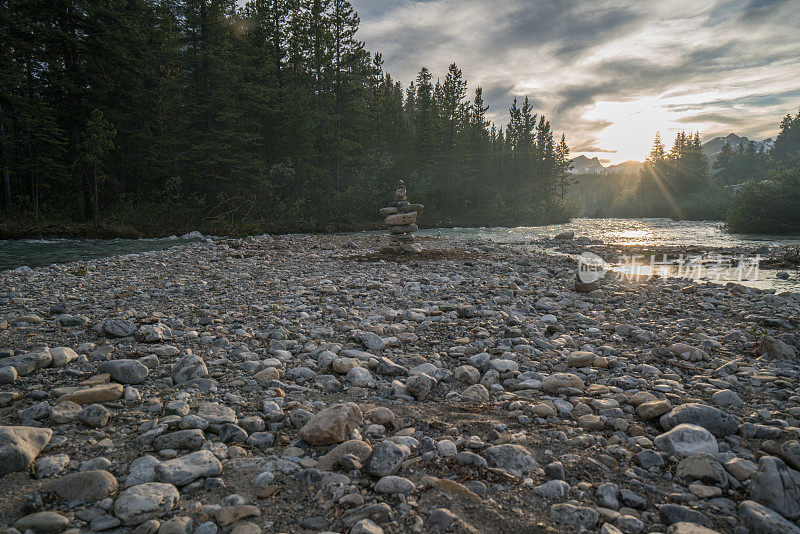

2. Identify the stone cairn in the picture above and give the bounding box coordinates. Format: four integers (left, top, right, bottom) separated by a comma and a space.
379, 180, 423, 254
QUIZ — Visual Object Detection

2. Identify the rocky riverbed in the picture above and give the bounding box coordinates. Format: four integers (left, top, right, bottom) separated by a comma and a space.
1, 233, 799, 534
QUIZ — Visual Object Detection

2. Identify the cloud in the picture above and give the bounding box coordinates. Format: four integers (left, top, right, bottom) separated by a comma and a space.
351, 0, 800, 163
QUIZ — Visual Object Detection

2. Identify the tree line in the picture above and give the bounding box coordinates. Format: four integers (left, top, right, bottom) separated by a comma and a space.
726, 109, 800, 233
0, 0, 573, 236
586, 109, 800, 232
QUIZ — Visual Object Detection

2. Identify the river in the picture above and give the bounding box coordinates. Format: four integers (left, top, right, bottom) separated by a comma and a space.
2, 219, 799, 291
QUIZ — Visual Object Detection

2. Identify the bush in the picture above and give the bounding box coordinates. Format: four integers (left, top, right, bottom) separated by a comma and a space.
726, 166, 800, 234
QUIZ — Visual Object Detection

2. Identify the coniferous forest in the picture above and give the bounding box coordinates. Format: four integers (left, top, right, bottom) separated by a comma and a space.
0, 0, 574, 237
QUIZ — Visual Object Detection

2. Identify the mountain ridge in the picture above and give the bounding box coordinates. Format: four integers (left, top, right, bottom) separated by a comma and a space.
570, 132, 774, 174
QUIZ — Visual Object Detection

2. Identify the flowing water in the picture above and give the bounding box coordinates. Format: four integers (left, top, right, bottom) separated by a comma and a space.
415, 218, 800, 249
0, 232, 208, 271
3, 219, 799, 291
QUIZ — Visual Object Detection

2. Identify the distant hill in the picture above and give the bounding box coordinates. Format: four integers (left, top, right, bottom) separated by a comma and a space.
702, 133, 773, 165
569, 155, 606, 174
569, 156, 643, 176
605, 160, 644, 175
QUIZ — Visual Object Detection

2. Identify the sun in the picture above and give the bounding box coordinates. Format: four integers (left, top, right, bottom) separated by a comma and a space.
583, 97, 676, 164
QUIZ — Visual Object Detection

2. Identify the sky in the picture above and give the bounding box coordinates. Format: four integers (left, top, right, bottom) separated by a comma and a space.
350, 0, 800, 164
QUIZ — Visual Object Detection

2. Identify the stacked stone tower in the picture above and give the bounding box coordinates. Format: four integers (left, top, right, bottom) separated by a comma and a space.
379, 180, 423, 254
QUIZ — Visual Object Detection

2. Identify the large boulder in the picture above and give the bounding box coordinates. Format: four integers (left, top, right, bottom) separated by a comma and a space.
102, 319, 137, 338
541, 373, 585, 393
759, 336, 797, 361
750, 456, 800, 520
171, 354, 208, 384
154, 450, 222, 486
0, 426, 53, 476
299, 403, 363, 446
58, 383, 123, 405
114, 482, 180, 526
50, 347, 78, 368
13, 512, 69, 534
654, 424, 719, 457
137, 323, 173, 343
0, 352, 52, 376
483, 444, 538, 476
98, 359, 149, 384
45, 470, 118, 502
659, 403, 739, 437
739, 500, 800, 533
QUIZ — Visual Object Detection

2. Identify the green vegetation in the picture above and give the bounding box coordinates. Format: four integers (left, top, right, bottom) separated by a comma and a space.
0, 0, 574, 237
612, 131, 730, 220
725, 109, 800, 234
567, 108, 800, 233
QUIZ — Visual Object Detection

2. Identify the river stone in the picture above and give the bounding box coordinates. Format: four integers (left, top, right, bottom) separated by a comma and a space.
154, 429, 205, 451
14, 511, 70, 534
365, 440, 407, 477
137, 323, 173, 343
659, 504, 713, 528
725, 457, 757, 481
361, 332, 385, 352
483, 444, 538, 476
549, 503, 598, 531
659, 403, 739, 437
18, 401, 52, 422
405, 373, 433, 400
45, 470, 118, 502
102, 319, 137, 338
654, 424, 719, 457
79, 403, 111, 427
59, 383, 124, 404
49, 401, 81, 424
159, 516, 193, 534
567, 351, 595, 367
665, 523, 720, 534
154, 450, 222, 486
0, 365, 17, 384
541, 373, 585, 393
197, 402, 237, 424
710, 389, 743, 408
534, 480, 570, 499
461, 384, 490, 402
374, 475, 415, 495
299, 402, 363, 445
58, 314, 89, 327
750, 456, 800, 519
667, 343, 709, 362
215, 505, 261, 527
98, 359, 150, 384
759, 336, 797, 360
36, 454, 71, 478
171, 354, 208, 384
0, 352, 51, 375
384, 211, 417, 226
316, 439, 373, 471
637, 399, 673, 420
739, 500, 800, 534
781, 440, 800, 471
346, 366, 374, 387
114, 482, 180, 526
50, 347, 78, 368
675, 453, 727, 486
0, 425, 53, 475
125, 455, 161, 487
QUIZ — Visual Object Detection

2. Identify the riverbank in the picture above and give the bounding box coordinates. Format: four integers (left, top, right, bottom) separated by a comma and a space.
0, 221, 143, 240
1, 234, 800, 533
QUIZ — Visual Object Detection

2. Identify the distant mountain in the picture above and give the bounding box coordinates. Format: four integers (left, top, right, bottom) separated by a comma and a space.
569, 156, 643, 176
702, 133, 773, 165
569, 155, 606, 174
605, 160, 644, 175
